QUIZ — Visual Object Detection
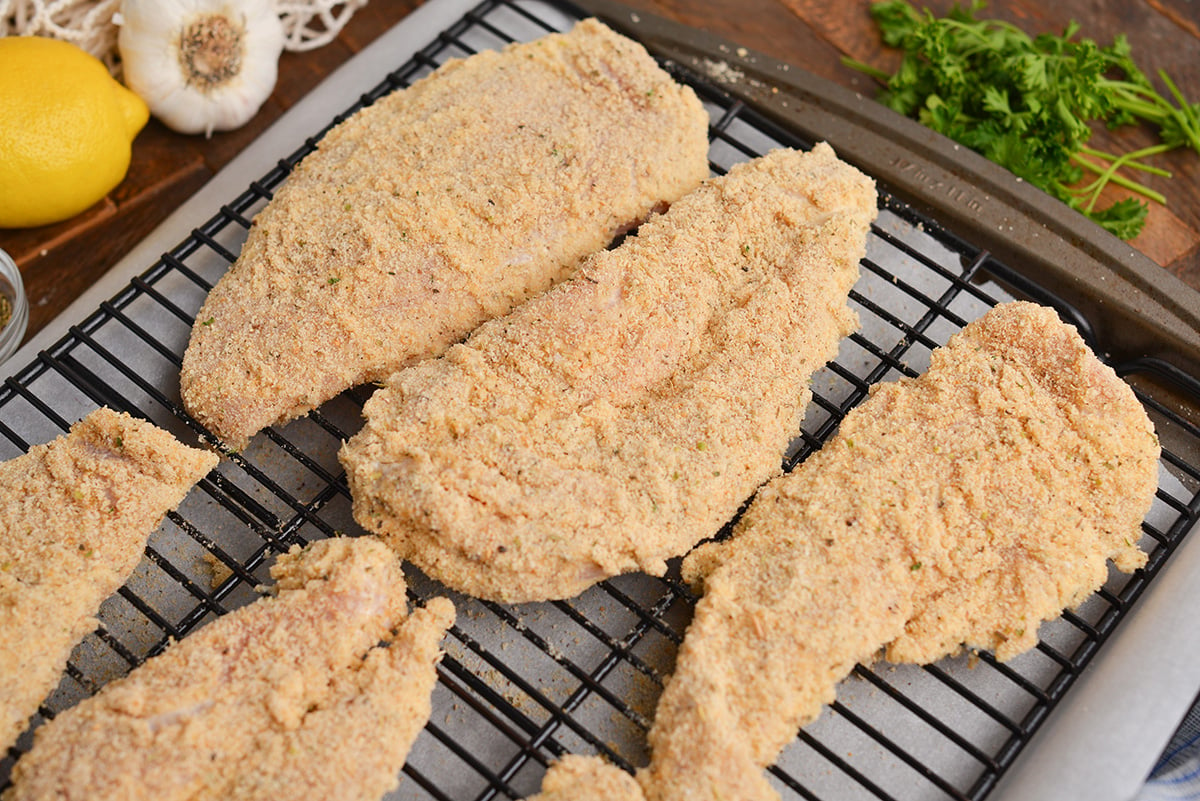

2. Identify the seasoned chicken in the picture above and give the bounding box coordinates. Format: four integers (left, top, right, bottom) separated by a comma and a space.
180, 18, 710, 449
0, 407, 217, 754
340, 144, 877, 602
636, 301, 1160, 801
526, 755, 646, 801
5, 537, 455, 801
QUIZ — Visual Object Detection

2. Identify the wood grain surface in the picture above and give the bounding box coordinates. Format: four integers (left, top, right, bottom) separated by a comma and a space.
1, 0, 1197, 344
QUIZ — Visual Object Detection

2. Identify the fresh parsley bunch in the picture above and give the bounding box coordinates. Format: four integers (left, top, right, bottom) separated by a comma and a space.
847, 0, 1200, 239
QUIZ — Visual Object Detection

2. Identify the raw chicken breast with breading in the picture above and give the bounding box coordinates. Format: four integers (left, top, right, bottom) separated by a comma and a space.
526, 755, 647, 801
637, 301, 1159, 801
180, 18, 710, 449
5, 537, 454, 801
0, 407, 217, 754
341, 144, 877, 602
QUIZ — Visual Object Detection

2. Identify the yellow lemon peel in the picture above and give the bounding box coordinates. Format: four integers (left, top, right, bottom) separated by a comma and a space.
0, 36, 149, 229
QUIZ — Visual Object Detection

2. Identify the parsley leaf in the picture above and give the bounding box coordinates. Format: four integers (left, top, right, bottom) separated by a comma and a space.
1079, 197, 1149, 241
847, 0, 1200, 239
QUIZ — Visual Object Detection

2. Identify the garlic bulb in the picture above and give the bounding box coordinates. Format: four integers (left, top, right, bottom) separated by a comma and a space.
117, 0, 285, 137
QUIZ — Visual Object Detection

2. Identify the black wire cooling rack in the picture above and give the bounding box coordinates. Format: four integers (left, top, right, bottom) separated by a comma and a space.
3, 1, 1200, 799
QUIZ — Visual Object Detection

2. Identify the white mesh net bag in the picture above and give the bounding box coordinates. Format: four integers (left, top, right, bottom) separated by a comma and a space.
0, 0, 368, 73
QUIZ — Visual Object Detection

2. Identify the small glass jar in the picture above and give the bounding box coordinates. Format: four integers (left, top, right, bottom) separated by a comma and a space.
0, 248, 29, 365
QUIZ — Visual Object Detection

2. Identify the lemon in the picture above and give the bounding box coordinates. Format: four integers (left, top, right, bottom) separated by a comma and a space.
0, 36, 149, 229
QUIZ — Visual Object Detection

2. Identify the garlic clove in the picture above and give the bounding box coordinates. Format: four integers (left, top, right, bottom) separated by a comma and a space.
118, 0, 285, 137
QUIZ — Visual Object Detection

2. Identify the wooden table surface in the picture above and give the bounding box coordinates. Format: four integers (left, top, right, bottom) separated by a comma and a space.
1, 0, 1198, 345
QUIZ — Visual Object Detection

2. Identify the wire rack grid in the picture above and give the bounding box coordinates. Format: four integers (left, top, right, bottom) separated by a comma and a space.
2, 1, 1200, 800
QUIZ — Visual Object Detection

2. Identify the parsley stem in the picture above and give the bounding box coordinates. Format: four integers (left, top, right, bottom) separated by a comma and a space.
1158, 69, 1200, 153
1102, 74, 1200, 154
1078, 145, 1173, 177
1107, 90, 1167, 120
840, 56, 890, 83
1072, 146, 1169, 210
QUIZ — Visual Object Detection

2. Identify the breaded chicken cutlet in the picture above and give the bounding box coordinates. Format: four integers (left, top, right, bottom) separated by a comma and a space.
525, 755, 646, 801
0, 408, 217, 754
180, 18, 711, 449
340, 144, 877, 603
636, 301, 1159, 801
5, 537, 454, 801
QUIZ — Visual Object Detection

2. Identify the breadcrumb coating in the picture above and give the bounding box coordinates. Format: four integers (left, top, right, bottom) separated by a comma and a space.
0, 408, 217, 753
180, 18, 710, 449
526, 755, 647, 801
637, 301, 1159, 801
341, 144, 877, 602
5, 537, 454, 801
